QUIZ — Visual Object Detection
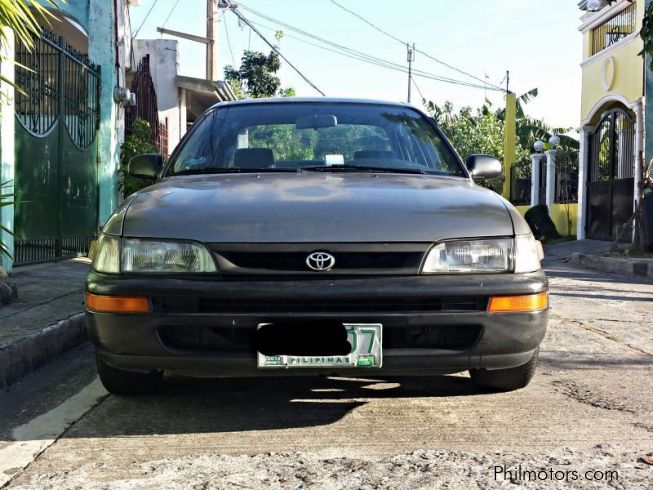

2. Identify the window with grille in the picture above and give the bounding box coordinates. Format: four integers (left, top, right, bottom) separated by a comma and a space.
590, 2, 637, 56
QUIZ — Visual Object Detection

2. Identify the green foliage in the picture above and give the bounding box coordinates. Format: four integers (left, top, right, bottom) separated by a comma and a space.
428, 100, 528, 192
119, 119, 158, 197
0, 180, 14, 259
247, 123, 389, 162
0, 0, 59, 93
224, 50, 295, 98
427, 89, 579, 194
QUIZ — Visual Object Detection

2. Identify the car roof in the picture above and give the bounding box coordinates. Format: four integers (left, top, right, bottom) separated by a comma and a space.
210, 96, 415, 110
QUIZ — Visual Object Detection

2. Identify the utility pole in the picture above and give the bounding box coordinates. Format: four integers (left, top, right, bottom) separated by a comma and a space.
206, 0, 220, 81
158, 1, 237, 82
407, 42, 415, 103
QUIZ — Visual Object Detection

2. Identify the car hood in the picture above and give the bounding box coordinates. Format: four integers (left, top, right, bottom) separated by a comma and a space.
121, 173, 515, 242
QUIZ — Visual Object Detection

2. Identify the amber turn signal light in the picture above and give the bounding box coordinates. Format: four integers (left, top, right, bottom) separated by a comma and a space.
487, 292, 548, 313
85, 293, 151, 314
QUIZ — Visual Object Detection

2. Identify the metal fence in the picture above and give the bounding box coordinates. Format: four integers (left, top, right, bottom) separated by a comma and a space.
555, 149, 579, 204
510, 163, 531, 205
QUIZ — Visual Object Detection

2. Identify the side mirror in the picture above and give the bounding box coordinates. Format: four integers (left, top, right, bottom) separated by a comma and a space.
466, 154, 503, 181
128, 153, 163, 180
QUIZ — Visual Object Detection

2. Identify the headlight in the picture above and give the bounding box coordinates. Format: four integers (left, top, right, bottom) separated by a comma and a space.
122, 238, 217, 273
514, 233, 543, 273
91, 235, 217, 273
421, 235, 543, 274
422, 238, 513, 274
91, 234, 120, 273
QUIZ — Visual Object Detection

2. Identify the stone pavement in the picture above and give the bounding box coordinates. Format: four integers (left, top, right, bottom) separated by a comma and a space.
0, 259, 89, 348
543, 239, 611, 263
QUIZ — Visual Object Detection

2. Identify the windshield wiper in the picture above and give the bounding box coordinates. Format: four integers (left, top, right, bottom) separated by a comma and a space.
173, 167, 298, 176
301, 164, 431, 175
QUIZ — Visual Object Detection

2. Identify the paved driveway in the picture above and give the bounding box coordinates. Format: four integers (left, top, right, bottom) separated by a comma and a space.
1, 260, 652, 488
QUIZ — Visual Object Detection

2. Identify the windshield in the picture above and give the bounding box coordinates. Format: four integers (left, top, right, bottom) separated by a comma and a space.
168, 102, 466, 177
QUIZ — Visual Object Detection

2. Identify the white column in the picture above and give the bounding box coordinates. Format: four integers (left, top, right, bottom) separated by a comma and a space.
0, 27, 15, 273
576, 128, 591, 240
179, 88, 187, 140
544, 149, 557, 207
530, 154, 543, 206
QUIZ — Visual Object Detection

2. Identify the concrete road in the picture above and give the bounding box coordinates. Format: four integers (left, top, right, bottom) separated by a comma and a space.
1, 261, 652, 489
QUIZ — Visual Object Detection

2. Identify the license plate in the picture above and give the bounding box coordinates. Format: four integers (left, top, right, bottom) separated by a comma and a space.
257, 323, 382, 368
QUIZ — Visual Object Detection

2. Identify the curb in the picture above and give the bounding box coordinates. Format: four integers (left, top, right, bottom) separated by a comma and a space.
0, 313, 88, 389
571, 253, 653, 279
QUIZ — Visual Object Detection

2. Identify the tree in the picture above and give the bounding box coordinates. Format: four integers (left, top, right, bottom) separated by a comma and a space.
224, 50, 295, 99
1, 0, 57, 90
428, 101, 526, 193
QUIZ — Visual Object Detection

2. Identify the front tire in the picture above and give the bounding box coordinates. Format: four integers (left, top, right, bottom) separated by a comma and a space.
469, 349, 539, 392
96, 355, 162, 395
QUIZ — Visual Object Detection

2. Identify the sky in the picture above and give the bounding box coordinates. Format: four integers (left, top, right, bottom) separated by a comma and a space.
129, 0, 584, 131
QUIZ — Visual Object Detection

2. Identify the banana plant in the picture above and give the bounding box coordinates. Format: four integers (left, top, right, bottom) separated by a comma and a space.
0, 0, 59, 92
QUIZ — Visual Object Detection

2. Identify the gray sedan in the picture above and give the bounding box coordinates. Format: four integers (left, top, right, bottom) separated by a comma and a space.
86, 98, 547, 394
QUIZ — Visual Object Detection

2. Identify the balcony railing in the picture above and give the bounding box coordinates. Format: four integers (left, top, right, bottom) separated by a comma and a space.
590, 2, 637, 56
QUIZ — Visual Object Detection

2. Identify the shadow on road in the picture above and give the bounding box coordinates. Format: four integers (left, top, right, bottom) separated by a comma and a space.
62, 374, 486, 438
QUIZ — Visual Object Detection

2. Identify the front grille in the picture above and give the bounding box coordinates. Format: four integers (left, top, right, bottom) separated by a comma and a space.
209, 243, 430, 275
158, 324, 482, 353
220, 251, 423, 271
152, 296, 487, 314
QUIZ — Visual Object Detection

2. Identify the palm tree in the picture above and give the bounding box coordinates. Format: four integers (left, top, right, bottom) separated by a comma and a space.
1, 0, 57, 89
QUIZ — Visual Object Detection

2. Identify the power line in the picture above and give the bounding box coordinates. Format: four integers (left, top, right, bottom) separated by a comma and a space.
411, 77, 427, 106
238, 3, 501, 92
327, 0, 404, 45
161, 0, 181, 32
327, 0, 505, 92
227, 6, 326, 96
222, 9, 236, 66
133, 0, 160, 38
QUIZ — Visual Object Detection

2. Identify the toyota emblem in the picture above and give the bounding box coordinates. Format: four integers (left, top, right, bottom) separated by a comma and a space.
306, 251, 335, 271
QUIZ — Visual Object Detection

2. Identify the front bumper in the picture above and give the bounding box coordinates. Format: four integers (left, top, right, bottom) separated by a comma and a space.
86, 270, 548, 376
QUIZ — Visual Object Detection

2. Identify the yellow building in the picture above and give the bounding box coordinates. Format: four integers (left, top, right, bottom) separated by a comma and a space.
577, 0, 646, 240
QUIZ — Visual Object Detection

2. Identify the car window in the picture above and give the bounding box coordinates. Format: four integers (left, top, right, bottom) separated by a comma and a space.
168, 102, 465, 176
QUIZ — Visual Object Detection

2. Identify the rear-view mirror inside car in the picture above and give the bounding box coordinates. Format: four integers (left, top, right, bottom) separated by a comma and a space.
295, 114, 338, 130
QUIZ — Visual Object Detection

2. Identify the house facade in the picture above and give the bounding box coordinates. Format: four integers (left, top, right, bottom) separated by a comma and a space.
128, 38, 235, 157
577, 0, 648, 240
0, 0, 133, 272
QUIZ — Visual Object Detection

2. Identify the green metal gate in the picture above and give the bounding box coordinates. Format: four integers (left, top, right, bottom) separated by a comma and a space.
13, 29, 100, 265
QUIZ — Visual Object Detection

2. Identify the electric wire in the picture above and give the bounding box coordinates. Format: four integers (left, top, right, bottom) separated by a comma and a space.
223, 10, 236, 66
228, 8, 326, 96
327, 0, 505, 91
411, 77, 427, 106
238, 5, 501, 92
161, 0, 181, 31
133, 0, 159, 38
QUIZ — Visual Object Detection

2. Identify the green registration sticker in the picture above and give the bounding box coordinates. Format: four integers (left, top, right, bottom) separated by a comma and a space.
257, 323, 383, 369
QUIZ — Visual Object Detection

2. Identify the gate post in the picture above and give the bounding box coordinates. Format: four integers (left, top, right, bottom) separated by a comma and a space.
530, 153, 544, 206
0, 27, 15, 273
545, 148, 558, 207
576, 128, 591, 240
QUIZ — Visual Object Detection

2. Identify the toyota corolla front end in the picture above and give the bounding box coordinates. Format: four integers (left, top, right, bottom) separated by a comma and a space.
85, 98, 548, 395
